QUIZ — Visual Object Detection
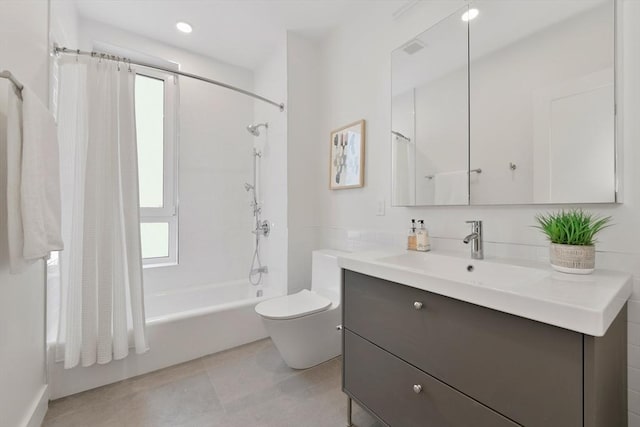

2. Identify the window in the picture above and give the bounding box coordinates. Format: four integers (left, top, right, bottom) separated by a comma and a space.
135, 70, 178, 267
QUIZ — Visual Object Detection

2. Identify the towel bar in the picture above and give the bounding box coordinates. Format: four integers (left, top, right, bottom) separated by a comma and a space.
425, 168, 482, 180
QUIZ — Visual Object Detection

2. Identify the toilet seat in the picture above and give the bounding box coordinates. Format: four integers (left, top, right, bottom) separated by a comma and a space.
255, 289, 332, 320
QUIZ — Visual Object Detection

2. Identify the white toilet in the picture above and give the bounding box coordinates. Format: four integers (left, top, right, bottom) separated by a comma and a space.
255, 249, 346, 369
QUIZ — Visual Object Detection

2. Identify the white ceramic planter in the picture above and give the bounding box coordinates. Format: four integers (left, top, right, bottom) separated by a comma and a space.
549, 243, 595, 274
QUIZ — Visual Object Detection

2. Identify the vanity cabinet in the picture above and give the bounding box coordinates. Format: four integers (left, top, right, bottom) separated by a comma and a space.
342, 270, 627, 427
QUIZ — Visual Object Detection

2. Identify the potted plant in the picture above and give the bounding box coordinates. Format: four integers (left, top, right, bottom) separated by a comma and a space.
535, 209, 611, 274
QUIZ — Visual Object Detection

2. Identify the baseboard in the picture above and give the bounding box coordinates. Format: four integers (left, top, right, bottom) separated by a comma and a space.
25, 384, 49, 427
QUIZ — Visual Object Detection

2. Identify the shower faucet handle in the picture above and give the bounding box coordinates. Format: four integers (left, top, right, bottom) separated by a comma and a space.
251, 220, 270, 237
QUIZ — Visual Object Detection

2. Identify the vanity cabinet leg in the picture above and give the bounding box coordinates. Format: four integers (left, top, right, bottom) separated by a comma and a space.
347, 396, 353, 426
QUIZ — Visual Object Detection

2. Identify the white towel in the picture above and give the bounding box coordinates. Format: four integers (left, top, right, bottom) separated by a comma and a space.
434, 170, 468, 205
6, 84, 63, 273
6, 84, 29, 272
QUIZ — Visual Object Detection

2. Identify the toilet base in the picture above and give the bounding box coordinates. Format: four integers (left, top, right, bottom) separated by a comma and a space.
262, 307, 341, 369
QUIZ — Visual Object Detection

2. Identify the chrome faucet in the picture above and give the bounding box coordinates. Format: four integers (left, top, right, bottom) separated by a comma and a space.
463, 220, 483, 260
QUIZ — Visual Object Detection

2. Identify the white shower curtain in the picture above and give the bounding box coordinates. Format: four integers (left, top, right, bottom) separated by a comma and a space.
393, 137, 415, 205
56, 56, 148, 369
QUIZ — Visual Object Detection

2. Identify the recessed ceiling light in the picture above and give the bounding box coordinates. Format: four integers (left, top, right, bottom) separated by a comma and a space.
176, 22, 193, 33
461, 8, 479, 22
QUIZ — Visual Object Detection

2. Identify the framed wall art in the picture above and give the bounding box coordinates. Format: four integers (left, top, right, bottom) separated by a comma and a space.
329, 119, 365, 190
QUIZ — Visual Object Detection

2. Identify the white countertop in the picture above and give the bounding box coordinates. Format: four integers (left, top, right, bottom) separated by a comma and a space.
338, 250, 632, 337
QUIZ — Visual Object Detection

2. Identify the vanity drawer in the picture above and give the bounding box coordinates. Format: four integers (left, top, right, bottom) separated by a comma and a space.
343, 270, 583, 427
344, 330, 519, 427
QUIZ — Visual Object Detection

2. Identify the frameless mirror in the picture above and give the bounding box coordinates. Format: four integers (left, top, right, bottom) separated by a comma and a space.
391, 6, 469, 206
391, 0, 617, 206
469, 0, 615, 204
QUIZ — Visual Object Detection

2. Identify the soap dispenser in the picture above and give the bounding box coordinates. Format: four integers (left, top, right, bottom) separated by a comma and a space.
407, 219, 417, 251
416, 220, 431, 252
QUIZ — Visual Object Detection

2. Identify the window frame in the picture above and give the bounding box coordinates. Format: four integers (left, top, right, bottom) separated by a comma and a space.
135, 67, 179, 267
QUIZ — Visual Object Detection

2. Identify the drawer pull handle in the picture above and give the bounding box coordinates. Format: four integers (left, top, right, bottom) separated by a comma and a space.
413, 384, 423, 394
413, 301, 423, 310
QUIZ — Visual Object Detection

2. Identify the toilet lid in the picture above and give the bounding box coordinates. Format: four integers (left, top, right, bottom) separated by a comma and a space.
255, 289, 333, 320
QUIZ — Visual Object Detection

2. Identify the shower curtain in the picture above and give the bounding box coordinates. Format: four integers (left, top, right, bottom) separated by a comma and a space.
56, 56, 148, 369
393, 137, 415, 205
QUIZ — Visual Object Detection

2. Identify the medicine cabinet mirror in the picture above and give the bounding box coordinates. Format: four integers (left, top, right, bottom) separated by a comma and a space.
392, 7, 469, 206
391, 0, 617, 206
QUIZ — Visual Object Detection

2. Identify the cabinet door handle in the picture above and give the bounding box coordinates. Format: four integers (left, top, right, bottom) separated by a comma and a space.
414, 301, 423, 310
413, 384, 423, 394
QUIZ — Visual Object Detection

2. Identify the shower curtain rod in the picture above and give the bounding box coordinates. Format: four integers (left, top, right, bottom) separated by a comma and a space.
53, 45, 285, 112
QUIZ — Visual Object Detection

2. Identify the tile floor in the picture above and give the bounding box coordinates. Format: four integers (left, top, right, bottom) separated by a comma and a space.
43, 339, 382, 427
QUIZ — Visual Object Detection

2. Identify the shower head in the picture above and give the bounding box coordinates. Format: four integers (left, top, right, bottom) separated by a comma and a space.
246, 122, 268, 136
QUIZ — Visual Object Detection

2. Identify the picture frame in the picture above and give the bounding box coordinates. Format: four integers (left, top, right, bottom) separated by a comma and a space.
329, 119, 365, 190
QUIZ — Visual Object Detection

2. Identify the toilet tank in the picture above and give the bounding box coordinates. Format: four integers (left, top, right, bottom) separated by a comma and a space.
311, 249, 347, 294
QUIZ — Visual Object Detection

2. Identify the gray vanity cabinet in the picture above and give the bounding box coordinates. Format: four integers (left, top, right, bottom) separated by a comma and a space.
342, 270, 627, 427
344, 329, 519, 427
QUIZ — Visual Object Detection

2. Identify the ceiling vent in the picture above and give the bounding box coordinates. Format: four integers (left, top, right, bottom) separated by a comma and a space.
402, 39, 425, 55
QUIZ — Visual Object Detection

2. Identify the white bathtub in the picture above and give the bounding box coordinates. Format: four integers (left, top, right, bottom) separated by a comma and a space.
145, 279, 264, 324
49, 280, 270, 399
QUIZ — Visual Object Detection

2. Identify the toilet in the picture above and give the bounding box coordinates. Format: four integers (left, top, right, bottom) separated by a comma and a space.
255, 249, 346, 369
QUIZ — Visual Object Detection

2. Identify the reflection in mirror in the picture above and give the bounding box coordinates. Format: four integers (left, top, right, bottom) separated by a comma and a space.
391, 90, 415, 205
391, 6, 469, 206
469, 0, 615, 204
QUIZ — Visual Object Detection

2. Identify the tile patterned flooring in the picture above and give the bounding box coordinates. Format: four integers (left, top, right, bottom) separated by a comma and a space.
43, 339, 382, 427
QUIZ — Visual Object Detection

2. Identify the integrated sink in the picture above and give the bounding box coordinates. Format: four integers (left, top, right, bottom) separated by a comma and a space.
376, 251, 550, 289
337, 250, 632, 336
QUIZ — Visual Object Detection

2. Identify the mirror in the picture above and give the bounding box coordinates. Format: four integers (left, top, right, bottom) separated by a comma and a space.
391, 0, 616, 206
469, 0, 615, 204
391, 7, 469, 206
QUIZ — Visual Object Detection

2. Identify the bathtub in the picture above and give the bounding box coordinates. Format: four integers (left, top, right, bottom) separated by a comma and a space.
145, 279, 265, 324
48, 280, 270, 399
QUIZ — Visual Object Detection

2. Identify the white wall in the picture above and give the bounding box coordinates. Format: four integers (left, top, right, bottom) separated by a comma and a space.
313, 0, 640, 422
77, 19, 256, 295
253, 33, 288, 298
286, 32, 323, 294
0, 2, 50, 426
49, 0, 79, 54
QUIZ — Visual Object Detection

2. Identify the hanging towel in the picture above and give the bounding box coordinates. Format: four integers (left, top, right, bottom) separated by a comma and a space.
434, 170, 468, 205
21, 86, 64, 259
6, 83, 63, 273
6, 84, 28, 272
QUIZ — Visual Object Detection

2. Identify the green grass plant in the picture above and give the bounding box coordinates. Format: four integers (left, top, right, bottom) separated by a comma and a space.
534, 209, 611, 246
